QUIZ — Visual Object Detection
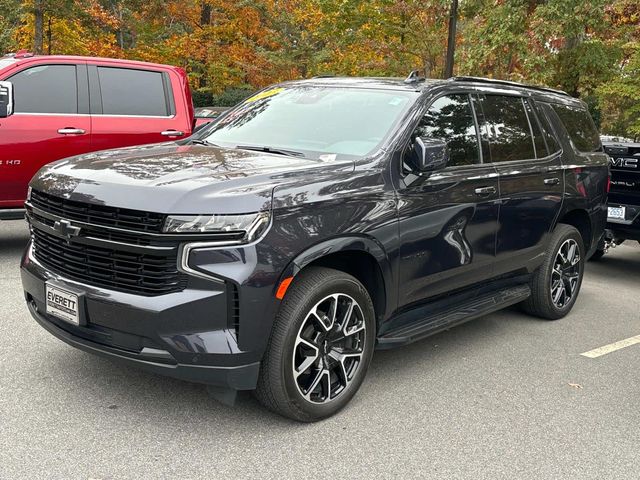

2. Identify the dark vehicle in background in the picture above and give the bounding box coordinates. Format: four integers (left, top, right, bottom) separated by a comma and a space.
597, 137, 640, 255
0, 51, 195, 219
21, 75, 608, 421
194, 106, 227, 129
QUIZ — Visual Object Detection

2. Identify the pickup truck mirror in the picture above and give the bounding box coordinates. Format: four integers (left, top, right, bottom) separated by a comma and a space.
412, 137, 449, 172
0, 81, 14, 118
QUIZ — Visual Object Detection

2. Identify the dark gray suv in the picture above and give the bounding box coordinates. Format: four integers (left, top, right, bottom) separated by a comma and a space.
21, 76, 609, 421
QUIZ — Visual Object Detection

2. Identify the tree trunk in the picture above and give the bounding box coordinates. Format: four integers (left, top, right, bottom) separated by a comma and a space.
199, 2, 212, 88
200, 1, 211, 26
46, 15, 52, 54
115, 3, 124, 49
444, 0, 458, 78
33, 0, 44, 54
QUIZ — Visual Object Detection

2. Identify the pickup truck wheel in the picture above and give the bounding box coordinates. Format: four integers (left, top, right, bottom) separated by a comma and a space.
522, 224, 585, 320
255, 267, 375, 422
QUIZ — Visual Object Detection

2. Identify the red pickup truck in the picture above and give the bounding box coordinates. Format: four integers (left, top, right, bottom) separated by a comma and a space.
0, 52, 195, 219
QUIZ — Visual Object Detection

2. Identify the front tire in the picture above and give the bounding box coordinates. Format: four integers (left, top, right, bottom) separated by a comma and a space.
255, 267, 376, 422
522, 224, 585, 320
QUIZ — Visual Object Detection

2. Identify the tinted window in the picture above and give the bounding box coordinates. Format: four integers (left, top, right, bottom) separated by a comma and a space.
98, 67, 168, 116
416, 94, 479, 166
524, 100, 548, 157
480, 95, 536, 162
537, 103, 561, 154
551, 103, 600, 152
10, 65, 77, 114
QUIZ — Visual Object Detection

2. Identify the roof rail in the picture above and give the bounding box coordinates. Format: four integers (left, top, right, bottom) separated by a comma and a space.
312, 74, 335, 79
450, 76, 569, 97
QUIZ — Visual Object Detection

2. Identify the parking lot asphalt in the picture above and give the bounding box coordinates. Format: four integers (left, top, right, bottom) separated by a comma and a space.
1, 219, 639, 480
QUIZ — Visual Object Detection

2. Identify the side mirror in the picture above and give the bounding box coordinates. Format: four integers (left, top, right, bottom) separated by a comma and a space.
0, 81, 14, 118
412, 137, 449, 172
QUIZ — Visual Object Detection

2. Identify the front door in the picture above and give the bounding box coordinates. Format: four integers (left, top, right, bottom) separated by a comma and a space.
0, 62, 90, 207
397, 93, 500, 309
88, 64, 189, 152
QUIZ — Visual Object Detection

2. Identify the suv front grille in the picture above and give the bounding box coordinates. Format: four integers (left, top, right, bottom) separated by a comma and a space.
30, 190, 166, 233
32, 228, 187, 296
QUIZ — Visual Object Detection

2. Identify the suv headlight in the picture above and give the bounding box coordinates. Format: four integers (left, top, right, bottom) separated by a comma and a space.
163, 212, 270, 242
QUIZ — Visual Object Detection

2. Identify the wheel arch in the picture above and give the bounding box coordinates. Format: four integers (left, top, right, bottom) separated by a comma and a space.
279, 236, 394, 325
556, 208, 593, 251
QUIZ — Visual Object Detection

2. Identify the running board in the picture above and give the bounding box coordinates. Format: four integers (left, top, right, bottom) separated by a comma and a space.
377, 284, 531, 349
0, 209, 25, 221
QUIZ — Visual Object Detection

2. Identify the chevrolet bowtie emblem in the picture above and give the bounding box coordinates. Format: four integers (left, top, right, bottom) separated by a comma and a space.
53, 219, 81, 239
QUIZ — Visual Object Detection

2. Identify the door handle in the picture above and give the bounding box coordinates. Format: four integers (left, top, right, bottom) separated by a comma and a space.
474, 186, 497, 196
161, 130, 184, 137
544, 177, 560, 186
57, 128, 86, 135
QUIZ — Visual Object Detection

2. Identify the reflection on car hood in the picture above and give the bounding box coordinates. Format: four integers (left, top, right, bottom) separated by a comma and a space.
30, 142, 353, 214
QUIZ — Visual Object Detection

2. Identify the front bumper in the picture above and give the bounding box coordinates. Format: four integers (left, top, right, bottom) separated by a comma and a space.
21, 242, 261, 390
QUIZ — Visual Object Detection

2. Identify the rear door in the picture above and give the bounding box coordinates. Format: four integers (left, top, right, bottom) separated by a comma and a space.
475, 93, 564, 276
396, 92, 500, 308
88, 64, 190, 152
0, 61, 90, 207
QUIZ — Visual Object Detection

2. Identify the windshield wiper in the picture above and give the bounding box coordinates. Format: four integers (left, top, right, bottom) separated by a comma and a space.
189, 138, 219, 147
236, 145, 305, 158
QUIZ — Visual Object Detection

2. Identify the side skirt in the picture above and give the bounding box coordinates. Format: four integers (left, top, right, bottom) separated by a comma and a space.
376, 284, 531, 349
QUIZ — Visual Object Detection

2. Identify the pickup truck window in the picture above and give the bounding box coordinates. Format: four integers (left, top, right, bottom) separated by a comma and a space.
479, 95, 536, 162
9, 64, 77, 114
97, 67, 168, 116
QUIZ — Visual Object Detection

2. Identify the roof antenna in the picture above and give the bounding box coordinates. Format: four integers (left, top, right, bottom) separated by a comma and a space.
404, 70, 424, 84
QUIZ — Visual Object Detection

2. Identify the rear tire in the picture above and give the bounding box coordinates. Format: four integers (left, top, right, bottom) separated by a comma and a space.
522, 224, 585, 320
255, 267, 376, 422
589, 249, 606, 261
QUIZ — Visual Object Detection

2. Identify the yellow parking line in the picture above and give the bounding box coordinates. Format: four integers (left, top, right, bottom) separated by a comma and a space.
580, 335, 640, 358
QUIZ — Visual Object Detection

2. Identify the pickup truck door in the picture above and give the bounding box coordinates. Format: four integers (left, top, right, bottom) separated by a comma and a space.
87, 64, 191, 152
0, 61, 90, 207
396, 93, 500, 308
474, 93, 564, 276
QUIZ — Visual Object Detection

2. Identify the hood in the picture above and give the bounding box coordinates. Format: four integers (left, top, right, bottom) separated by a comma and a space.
30, 142, 353, 214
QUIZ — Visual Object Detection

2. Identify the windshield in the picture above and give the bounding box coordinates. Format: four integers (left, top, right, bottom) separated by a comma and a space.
200, 86, 418, 159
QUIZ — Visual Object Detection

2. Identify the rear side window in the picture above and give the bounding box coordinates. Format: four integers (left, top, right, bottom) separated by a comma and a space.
551, 103, 601, 152
523, 100, 548, 157
97, 67, 168, 116
10, 64, 77, 114
478, 95, 536, 162
417, 94, 480, 167
536, 103, 561, 154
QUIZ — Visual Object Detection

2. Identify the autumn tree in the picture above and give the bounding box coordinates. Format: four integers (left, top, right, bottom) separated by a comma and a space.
1, 0, 639, 137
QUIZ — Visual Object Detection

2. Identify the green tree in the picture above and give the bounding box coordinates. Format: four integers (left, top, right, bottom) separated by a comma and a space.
0, 0, 22, 53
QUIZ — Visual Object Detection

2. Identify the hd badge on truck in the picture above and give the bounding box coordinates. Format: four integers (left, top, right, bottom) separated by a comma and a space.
45, 284, 79, 325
